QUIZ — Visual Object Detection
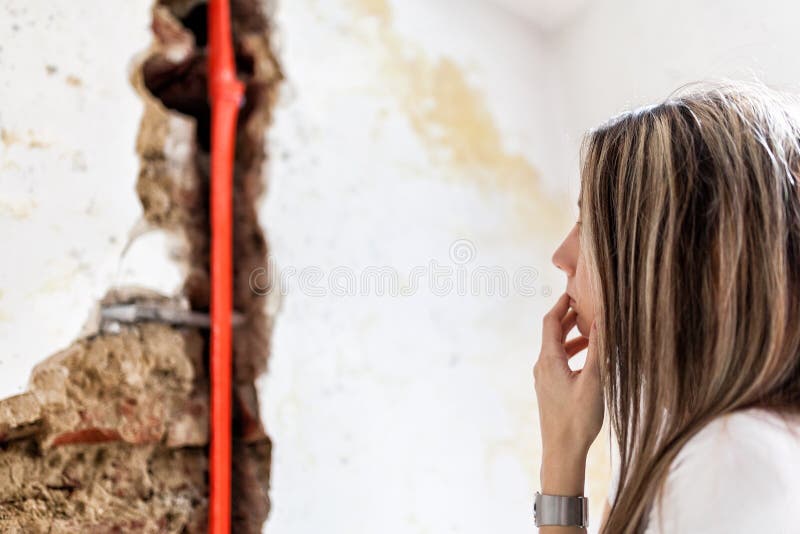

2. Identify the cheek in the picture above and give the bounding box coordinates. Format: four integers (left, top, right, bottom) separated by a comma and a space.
575, 314, 591, 338
574, 257, 595, 321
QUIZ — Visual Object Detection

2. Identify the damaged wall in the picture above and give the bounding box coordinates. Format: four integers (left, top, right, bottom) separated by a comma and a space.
9, 0, 798, 533
0, 318, 209, 531
0, 0, 281, 532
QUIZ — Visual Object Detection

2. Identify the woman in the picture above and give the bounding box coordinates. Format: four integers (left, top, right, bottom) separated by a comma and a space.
534, 81, 800, 533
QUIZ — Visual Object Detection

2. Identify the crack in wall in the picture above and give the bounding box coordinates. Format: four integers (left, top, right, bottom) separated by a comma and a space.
0, 1, 282, 532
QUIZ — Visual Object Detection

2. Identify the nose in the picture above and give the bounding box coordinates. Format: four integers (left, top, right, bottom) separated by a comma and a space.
551, 235, 575, 276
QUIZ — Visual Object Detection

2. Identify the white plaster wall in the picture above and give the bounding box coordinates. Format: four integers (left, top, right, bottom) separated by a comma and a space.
0, 0, 185, 399
548, 0, 800, 187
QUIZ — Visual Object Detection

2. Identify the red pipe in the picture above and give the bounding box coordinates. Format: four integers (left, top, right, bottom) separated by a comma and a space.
207, 0, 244, 532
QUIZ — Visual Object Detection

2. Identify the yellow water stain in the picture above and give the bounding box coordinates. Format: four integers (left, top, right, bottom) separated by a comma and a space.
26, 129, 51, 149
0, 129, 51, 149
347, 0, 568, 237
0, 198, 37, 220
66, 75, 83, 87
344, 0, 602, 496
27, 138, 50, 149
348, 0, 392, 23
1, 129, 21, 146
39, 276, 73, 294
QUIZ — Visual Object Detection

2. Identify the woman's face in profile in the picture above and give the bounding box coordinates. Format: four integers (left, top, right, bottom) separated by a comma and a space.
551, 221, 596, 337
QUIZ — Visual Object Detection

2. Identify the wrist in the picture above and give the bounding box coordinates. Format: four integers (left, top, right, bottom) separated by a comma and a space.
540, 449, 587, 496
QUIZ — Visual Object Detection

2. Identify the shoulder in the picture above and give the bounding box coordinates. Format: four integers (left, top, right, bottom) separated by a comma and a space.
645, 408, 800, 533
675, 408, 800, 465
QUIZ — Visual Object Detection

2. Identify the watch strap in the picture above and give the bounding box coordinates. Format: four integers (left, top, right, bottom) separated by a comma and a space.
533, 491, 588, 528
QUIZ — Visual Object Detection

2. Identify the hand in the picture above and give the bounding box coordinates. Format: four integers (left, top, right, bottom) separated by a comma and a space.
533, 291, 604, 462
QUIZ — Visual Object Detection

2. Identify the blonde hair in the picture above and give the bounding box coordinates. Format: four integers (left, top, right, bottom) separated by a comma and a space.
579, 81, 800, 532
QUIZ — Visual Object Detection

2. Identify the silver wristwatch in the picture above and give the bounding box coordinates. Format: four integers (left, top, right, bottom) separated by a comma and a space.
533, 491, 588, 528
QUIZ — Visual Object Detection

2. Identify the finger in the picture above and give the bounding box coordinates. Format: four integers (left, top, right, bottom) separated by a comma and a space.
548, 291, 572, 318
561, 310, 578, 343
564, 335, 589, 357
542, 292, 572, 351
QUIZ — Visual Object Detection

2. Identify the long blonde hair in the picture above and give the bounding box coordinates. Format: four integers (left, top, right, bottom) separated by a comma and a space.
579, 81, 800, 532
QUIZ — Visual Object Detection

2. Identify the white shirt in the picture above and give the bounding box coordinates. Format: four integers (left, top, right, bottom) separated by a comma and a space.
607, 408, 800, 533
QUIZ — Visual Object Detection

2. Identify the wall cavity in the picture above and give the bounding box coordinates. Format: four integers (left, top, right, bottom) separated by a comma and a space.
0, 1, 282, 532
